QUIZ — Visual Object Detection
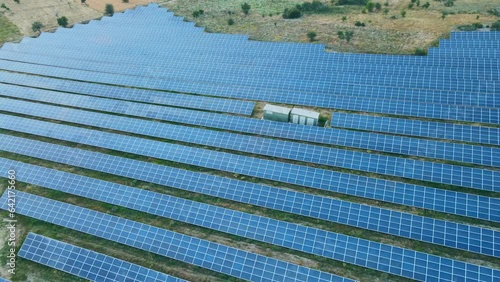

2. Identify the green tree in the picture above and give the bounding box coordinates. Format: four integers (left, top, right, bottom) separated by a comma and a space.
383, 8, 389, 14
227, 18, 235, 25
422, 2, 430, 8
366, 2, 375, 12
337, 31, 345, 39
307, 31, 317, 41
282, 7, 302, 19
241, 3, 251, 15
401, 9, 406, 17
342, 16, 347, 21
414, 48, 427, 55
441, 11, 447, 20
375, 2, 382, 11
57, 16, 68, 27
31, 21, 43, 32
345, 31, 354, 42
105, 4, 114, 16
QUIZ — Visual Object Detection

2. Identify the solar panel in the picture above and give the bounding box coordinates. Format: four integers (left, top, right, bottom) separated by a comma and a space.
4, 191, 353, 282
331, 112, 500, 146
1, 69, 496, 109
19, 233, 185, 282
1, 83, 499, 167
2, 97, 497, 192
1, 68, 497, 124
0, 72, 255, 115
0, 49, 496, 94
4, 191, 499, 282
1, 134, 497, 223
4, 158, 498, 259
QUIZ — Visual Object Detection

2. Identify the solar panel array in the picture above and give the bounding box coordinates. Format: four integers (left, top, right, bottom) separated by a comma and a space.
1, 98, 497, 191
4, 191, 352, 282
19, 233, 185, 282
0, 2, 498, 281
3, 158, 499, 259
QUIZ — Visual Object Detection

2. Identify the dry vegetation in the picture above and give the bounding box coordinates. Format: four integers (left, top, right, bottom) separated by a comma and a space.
163, 0, 499, 54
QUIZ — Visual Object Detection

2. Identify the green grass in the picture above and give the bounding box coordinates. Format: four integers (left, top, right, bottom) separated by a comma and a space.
0, 14, 21, 43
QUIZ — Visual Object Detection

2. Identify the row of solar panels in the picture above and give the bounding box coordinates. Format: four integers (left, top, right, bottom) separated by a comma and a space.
2, 97, 497, 191
1, 83, 499, 169
330, 112, 500, 146
1, 63, 499, 124
2, 158, 499, 281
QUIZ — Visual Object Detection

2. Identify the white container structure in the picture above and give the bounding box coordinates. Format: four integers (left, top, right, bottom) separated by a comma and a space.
263, 104, 291, 123
290, 108, 319, 126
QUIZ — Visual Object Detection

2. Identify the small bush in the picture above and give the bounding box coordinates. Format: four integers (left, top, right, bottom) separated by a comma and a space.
444, 0, 454, 7
337, 31, 345, 39
441, 11, 447, 20
282, 7, 302, 19
81, 0, 86, 3
14, 0, 20, 4
362, 9, 366, 13
383, 8, 389, 14
414, 48, 427, 56
401, 10, 406, 17
345, 31, 354, 42
1, 4, 10, 10
122, 0, 129, 3
491, 21, 500, 31
307, 31, 317, 41
192, 9, 204, 18
422, 2, 430, 9
366, 2, 375, 12
390, 15, 397, 19
31, 21, 43, 32
354, 21, 366, 27
227, 18, 235, 25
408, 3, 414, 9
342, 16, 347, 21
241, 3, 251, 15
375, 2, 382, 11
57, 16, 68, 27
336, 0, 368, 5
105, 4, 114, 16
300, 1, 330, 13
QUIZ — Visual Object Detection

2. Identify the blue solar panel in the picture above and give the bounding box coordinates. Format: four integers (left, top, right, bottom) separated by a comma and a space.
1, 62, 499, 123
4, 158, 499, 259
331, 113, 500, 146
1, 69, 496, 109
19, 233, 185, 282
3, 191, 352, 282
1, 83, 499, 167
0, 49, 497, 95
1, 97, 497, 191
4, 191, 499, 282
1, 134, 497, 223
0, 72, 255, 115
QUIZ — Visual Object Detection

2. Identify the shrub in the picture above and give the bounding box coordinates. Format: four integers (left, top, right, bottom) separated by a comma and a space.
422, 2, 430, 9
241, 3, 251, 15
337, 31, 345, 39
401, 9, 406, 17
31, 21, 43, 32
366, 2, 375, 12
282, 7, 302, 19
441, 11, 447, 20
307, 31, 317, 41
408, 3, 414, 9
300, 0, 331, 13
362, 9, 366, 13
354, 21, 366, 27
81, 0, 86, 3
14, 0, 20, 4
444, 0, 454, 7
345, 31, 354, 42
416, 0, 420, 6
122, 0, 129, 3
57, 16, 68, 27
336, 0, 368, 5
227, 18, 235, 25
1, 4, 9, 10
192, 9, 204, 18
342, 16, 347, 21
390, 15, 397, 19
384, 1, 389, 6
105, 4, 114, 16
383, 8, 389, 14
414, 48, 427, 56
375, 2, 382, 11
491, 21, 500, 31
473, 23, 483, 28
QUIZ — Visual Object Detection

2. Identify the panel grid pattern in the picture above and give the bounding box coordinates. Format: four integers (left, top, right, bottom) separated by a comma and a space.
4, 191, 351, 282
19, 233, 185, 282
1, 98, 497, 191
